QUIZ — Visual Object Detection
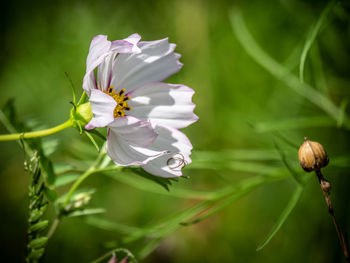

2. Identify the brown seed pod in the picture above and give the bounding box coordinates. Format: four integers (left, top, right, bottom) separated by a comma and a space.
298, 137, 329, 172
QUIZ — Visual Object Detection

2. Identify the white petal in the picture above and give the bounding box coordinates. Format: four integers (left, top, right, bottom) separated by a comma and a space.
108, 116, 157, 146
110, 38, 183, 93
85, 89, 117, 130
97, 53, 116, 91
128, 82, 198, 129
107, 116, 166, 166
85, 35, 111, 75
83, 35, 111, 95
111, 33, 141, 54
141, 125, 193, 178
83, 34, 142, 95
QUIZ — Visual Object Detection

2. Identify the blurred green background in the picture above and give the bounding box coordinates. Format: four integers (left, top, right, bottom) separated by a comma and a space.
0, 0, 350, 262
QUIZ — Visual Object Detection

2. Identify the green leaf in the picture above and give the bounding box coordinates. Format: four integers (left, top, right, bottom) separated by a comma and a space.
29, 220, 49, 233
85, 217, 142, 235
273, 140, 304, 185
28, 237, 48, 249
29, 203, 48, 223
180, 175, 278, 226
56, 188, 96, 204
254, 116, 335, 133
40, 156, 55, 186
191, 150, 287, 174
192, 149, 281, 161
299, 1, 335, 83
44, 187, 58, 202
41, 138, 59, 156
1, 99, 26, 132
28, 248, 45, 260
104, 170, 216, 200
122, 167, 174, 191
256, 185, 303, 251
54, 174, 80, 187
1, 99, 57, 185
53, 163, 75, 174
138, 237, 162, 260
123, 175, 288, 246
88, 128, 107, 141
77, 91, 87, 106
229, 8, 349, 129
84, 130, 100, 152
88, 175, 288, 260
65, 71, 77, 105
67, 208, 106, 217
190, 160, 281, 174
337, 99, 348, 128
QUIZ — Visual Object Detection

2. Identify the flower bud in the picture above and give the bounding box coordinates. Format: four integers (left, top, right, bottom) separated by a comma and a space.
298, 137, 329, 172
76, 102, 93, 123
70, 102, 93, 130
72, 193, 91, 208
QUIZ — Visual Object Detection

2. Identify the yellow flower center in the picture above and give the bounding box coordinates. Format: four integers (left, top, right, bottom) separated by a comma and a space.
103, 86, 132, 118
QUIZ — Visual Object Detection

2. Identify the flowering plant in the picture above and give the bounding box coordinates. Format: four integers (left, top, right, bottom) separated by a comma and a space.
0, 33, 199, 262
1, 3, 349, 261
83, 34, 198, 177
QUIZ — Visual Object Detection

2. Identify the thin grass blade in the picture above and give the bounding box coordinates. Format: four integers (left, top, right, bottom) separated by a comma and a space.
256, 185, 303, 251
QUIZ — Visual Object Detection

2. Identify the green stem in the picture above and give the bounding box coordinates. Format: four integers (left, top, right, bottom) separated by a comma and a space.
62, 148, 110, 208
47, 218, 60, 239
62, 168, 95, 208
0, 119, 73, 141
62, 167, 121, 208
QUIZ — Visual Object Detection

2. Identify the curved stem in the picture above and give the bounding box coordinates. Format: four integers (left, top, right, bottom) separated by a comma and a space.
47, 218, 60, 239
62, 166, 121, 208
62, 168, 95, 208
62, 148, 111, 208
0, 119, 73, 141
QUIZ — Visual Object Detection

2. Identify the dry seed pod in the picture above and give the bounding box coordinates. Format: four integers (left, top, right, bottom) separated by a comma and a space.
298, 137, 329, 172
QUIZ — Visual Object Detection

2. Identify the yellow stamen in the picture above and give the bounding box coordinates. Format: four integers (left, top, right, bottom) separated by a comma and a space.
103, 86, 132, 118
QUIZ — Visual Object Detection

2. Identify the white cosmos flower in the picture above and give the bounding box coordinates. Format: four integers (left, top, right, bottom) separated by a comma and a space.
83, 34, 198, 177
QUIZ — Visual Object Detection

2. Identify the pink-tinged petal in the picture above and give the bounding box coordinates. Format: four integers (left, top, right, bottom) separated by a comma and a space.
108, 116, 157, 146
83, 34, 142, 95
128, 82, 198, 129
83, 35, 112, 95
111, 33, 141, 54
119, 257, 128, 263
107, 116, 166, 166
97, 53, 116, 91
86, 35, 111, 73
110, 38, 183, 93
85, 89, 117, 130
84, 72, 97, 95
108, 255, 117, 263
142, 125, 193, 178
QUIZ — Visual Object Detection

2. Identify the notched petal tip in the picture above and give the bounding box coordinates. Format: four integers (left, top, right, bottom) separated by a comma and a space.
111, 33, 142, 54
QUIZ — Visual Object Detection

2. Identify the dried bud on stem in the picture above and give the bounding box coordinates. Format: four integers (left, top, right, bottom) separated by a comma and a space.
298, 138, 349, 262
320, 178, 331, 193
298, 137, 329, 172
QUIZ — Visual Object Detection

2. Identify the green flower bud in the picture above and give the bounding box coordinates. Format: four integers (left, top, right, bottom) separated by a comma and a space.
70, 102, 93, 130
